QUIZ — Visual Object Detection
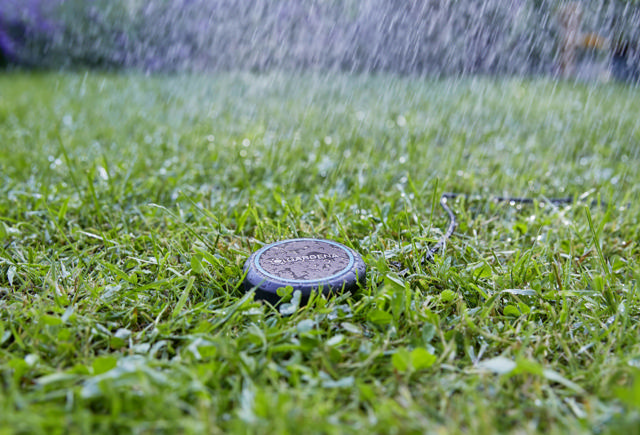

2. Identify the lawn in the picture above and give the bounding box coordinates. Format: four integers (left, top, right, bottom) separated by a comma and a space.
0, 71, 639, 434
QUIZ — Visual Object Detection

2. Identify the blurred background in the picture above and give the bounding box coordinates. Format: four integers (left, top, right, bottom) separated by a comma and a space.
0, 0, 638, 82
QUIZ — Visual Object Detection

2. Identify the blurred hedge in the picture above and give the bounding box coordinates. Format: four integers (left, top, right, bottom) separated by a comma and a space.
1, 0, 638, 75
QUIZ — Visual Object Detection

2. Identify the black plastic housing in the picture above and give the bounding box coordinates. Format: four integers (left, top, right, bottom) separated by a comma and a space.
243, 238, 366, 305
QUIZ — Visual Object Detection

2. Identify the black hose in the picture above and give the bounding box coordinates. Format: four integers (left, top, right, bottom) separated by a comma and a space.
395, 192, 589, 275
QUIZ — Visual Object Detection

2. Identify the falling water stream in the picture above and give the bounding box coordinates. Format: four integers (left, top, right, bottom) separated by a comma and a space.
1, 0, 639, 80
1, 0, 639, 218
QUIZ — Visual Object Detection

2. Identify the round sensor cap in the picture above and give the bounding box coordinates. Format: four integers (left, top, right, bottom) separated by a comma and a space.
243, 238, 366, 305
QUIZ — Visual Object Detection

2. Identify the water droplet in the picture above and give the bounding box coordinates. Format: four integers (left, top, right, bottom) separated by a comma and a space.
49, 158, 62, 169
399, 156, 407, 164
207, 135, 215, 142
396, 115, 407, 127
242, 138, 251, 147
324, 136, 333, 145
97, 166, 109, 180
240, 150, 248, 157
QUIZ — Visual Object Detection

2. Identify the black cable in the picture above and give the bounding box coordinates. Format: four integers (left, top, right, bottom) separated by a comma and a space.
395, 192, 589, 276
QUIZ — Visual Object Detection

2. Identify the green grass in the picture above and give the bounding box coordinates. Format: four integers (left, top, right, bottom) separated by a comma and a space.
1, 71, 640, 434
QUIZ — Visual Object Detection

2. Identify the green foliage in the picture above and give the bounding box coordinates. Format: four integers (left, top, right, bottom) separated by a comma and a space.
0, 71, 639, 433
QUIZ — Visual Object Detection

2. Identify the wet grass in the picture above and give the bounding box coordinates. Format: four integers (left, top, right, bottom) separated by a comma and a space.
1, 71, 640, 434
